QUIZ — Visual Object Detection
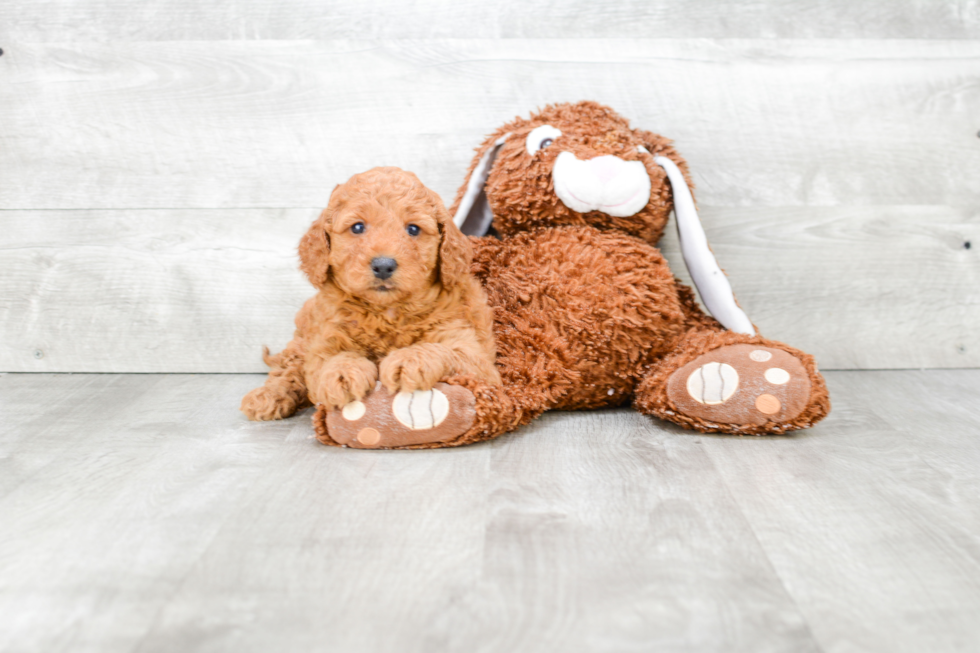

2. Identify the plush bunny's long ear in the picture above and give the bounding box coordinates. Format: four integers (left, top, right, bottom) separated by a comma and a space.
452, 134, 510, 236
654, 156, 756, 336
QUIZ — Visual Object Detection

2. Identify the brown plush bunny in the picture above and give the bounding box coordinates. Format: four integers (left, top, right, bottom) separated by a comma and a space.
310, 101, 830, 448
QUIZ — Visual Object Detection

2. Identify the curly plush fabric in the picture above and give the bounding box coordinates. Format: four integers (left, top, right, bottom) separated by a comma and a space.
431, 101, 830, 445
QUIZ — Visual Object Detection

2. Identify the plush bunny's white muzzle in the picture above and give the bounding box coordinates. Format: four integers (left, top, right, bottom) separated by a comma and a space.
552, 152, 651, 218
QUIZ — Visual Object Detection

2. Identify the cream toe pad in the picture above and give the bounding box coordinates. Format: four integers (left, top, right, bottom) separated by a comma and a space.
341, 400, 366, 421
764, 368, 790, 385
392, 389, 450, 430
686, 362, 739, 405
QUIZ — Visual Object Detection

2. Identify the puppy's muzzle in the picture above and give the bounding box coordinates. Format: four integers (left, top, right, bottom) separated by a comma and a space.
371, 257, 398, 280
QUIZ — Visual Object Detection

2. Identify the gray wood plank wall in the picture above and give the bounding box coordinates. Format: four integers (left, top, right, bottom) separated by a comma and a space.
1, 4, 978, 372
3, 1, 980, 40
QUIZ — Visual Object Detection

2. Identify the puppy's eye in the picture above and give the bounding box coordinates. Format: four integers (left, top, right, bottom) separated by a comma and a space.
406, 224, 421, 237
350, 222, 366, 234
526, 125, 562, 155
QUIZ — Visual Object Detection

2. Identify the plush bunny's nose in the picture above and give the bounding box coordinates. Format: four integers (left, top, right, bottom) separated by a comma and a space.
588, 155, 622, 183
552, 152, 651, 218
371, 257, 397, 280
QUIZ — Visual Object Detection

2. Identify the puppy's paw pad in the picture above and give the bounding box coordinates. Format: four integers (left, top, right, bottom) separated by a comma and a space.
667, 344, 811, 427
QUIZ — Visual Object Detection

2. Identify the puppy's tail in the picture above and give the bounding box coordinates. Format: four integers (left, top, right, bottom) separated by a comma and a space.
261, 345, 282, 368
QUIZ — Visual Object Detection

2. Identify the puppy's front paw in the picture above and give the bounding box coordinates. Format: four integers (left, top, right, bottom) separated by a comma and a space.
314, 358, 378, 410
379, 344, 450, 393
241, 386, 298, 421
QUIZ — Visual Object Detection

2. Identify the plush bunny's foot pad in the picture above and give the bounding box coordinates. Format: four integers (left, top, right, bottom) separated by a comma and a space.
666, 344, 811, 429
315, 383, 477, 449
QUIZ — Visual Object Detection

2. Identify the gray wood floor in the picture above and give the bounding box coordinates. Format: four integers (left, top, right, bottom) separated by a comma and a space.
2, 370, 979, 652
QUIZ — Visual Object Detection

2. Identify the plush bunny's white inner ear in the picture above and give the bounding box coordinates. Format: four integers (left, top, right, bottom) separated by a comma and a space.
453, 134, 510, 236
654, 156, 756, 336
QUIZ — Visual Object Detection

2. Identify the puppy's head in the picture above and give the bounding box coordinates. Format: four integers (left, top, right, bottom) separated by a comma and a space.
450, 100, 693, 244
299, 167, 470, 305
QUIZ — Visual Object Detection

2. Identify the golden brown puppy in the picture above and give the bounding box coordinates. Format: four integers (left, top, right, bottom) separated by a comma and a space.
241, 167, 500, 430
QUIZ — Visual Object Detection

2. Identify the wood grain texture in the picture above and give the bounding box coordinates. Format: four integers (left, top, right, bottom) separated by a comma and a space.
702, 369, 980, 652
0, 208, 316, 373
659, 205, 980, 371
2, 40, 979, 210
2, 370, 980, 651
2, 0, 979, 41
2, 205, 975, 373
0, 373, 492, 653
446, 410, 819, 652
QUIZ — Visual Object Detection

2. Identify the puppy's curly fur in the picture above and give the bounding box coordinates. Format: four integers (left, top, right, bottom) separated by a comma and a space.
241, 167, 499, 421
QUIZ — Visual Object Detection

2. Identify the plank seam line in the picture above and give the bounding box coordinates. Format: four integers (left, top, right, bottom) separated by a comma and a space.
700, 444, 828, 653
125, 414, 315, 651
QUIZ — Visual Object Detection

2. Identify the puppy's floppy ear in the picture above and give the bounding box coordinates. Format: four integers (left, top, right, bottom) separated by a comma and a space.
298, 207, 332, 289
437, 201, 473, 288
450, 131, 510, 236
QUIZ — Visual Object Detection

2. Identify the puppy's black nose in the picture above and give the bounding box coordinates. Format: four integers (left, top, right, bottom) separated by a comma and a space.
371, 257, 397, 280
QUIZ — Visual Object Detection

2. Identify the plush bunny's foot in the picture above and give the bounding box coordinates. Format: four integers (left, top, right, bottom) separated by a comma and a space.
314, 382, 477, 449
636, 335, 830, 435
667, 344, 810, 427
